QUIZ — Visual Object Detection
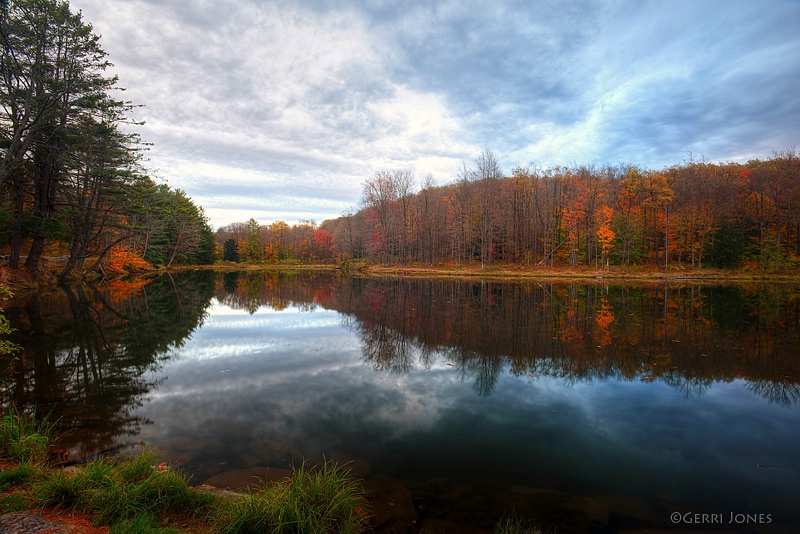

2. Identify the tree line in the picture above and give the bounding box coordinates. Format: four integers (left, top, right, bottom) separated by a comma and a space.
214, 218, 337, 264
321, 149, 800, 271
1, 0, 214, 281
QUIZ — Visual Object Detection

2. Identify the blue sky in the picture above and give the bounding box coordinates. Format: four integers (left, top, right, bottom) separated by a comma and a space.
70, 0, 800, 228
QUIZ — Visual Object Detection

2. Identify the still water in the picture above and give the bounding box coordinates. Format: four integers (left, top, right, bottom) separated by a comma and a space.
2, 271, 799, 532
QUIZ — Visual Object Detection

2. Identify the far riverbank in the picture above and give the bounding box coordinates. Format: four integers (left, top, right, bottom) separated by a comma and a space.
2, 261, 799, 295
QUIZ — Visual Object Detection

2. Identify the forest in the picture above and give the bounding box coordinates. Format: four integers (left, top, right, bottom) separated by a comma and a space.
215, 148, 800, 273
3, 1, 799, 282
0, 0, 214, 282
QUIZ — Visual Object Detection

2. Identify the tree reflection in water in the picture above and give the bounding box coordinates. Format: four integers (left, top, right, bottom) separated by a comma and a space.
2, 271, 798, 463
0, 272, 215, 459
322, 278, 800, 404
213, 273, 800, 404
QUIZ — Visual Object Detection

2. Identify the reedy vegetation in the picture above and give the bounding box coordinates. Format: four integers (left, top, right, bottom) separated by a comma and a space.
0, 406, 56, 464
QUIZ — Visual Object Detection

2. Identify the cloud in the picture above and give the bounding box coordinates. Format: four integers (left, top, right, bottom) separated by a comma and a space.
71, 0, 799, 227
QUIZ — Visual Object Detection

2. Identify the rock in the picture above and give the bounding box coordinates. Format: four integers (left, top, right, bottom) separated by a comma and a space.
600, 494, 657, 522
0, 512, 77, 533
361, 479, 417, 532
202, 466, 292, 490
326, 451, 372, 478
561, 495, 610, 525
503, 485, 569, 515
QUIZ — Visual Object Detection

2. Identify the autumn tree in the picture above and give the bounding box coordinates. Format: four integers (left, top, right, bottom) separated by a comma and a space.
1, 0, 138, 274
596, 205, 615, 269
208, 150, 800, 272
473, 150, 502, 269
361, 168, 415, 264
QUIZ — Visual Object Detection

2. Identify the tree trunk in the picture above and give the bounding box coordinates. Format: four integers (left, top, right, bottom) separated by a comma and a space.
8, 169, 25, 270
24, 237, 46, 275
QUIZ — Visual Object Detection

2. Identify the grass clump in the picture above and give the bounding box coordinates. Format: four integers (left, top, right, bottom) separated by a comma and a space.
213, 460, 369, 534
0, 405, 56, 464
494, 512, 547, 534
34, 450, 216, 526
0, 462, 41, 490
0, 491, 31, 513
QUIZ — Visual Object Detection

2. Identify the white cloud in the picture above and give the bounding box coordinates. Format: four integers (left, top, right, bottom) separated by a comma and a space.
70, 0, 799, 226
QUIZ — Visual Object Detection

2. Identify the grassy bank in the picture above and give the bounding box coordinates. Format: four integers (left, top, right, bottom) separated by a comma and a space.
0, 407, 545, 534
0, 407, 369, 533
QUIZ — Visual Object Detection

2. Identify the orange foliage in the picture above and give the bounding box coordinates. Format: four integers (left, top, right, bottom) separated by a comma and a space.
106, 246, 153, 274
596, 205, 615, 267
106, 278, 150, 302
595, 299, 614, 347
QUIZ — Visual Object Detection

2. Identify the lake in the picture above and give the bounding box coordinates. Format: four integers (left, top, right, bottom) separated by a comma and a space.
2, 271, 799, 533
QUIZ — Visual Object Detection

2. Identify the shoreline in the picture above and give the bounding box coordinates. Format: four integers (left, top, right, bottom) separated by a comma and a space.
358, 263, 800, 283
136, 261, 800, 283
2, 262, 799, 294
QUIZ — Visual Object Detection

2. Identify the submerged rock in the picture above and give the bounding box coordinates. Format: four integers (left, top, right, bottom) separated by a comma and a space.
201, 466, 292, 490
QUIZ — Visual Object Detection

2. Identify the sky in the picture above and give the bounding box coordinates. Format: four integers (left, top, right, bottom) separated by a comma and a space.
68, 0, 800, 229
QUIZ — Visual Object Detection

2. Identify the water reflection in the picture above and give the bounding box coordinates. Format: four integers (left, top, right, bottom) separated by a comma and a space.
2, 272, 799, 532
325, 279, 800, 405
1, 272, 215, 457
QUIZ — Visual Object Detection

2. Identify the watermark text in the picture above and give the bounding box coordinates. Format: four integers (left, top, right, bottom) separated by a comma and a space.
670, 512, 773, 525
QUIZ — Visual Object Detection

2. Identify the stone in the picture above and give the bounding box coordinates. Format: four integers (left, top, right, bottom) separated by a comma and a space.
202, 466, 292, 490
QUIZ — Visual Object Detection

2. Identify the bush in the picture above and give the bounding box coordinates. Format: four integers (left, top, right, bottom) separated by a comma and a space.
0, 284, 20, 357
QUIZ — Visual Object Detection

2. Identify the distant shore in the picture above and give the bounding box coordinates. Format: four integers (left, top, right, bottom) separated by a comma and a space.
166, 261, 800, 284
357, 263, 800, 283
2, 261, 799, 293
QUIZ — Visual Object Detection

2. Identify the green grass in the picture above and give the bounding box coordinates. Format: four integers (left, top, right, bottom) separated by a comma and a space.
0, 411, 371, 533
212, 460, 369, 534
0, 405, 56, 464
0, 492, 31, 513
0, 462, 41, 490
494, 513, 547, 534
34, 451, 216, 525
